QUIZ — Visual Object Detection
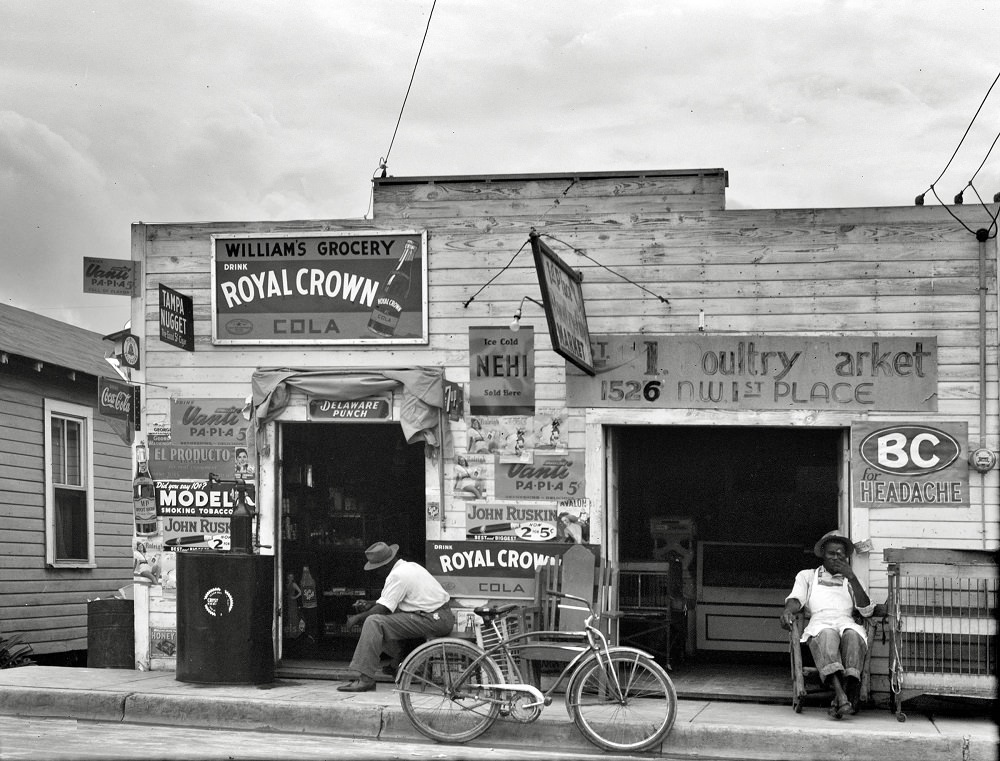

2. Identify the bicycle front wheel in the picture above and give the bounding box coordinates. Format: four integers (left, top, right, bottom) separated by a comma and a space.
397, 638, 504, 744
566, 648, 677, 752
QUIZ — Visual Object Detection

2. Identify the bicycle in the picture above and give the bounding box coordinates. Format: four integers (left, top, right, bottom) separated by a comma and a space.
395, 591, 677, 752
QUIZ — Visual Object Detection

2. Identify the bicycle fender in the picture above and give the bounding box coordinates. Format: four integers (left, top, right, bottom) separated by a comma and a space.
562, 646, 660, 712
395, 637, 484, 684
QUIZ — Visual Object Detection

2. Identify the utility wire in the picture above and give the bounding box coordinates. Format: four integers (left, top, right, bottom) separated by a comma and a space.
462, 240, 530, 308
383, 0, 437, 172
916, 70, 1000, 205
364, 0, 437, 219
541, 234, 670, 304
924, 70, 999, 193
917, 70, 1000, 239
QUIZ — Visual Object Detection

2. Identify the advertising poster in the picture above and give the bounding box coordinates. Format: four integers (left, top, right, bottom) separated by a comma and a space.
149, 398, 254, 480
465, 501, 558, 542
83, 256, 137, 296
426, 540, 598, 599
494, 449, 586, 501
150, 627, 177, 659
158, 283, 194, 351
453, 453, 494, 501
851, 421, 969, 508
211, 231, 428, 345
530, 408, 566, 452
567, 335, 938, 411
467, 415, 529, 457
155, 480, 256, 551
468, 326, 535, 416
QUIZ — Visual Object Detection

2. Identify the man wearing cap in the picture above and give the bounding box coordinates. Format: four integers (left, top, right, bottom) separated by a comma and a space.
337, 541, 454, 692
779, 530, 874, 718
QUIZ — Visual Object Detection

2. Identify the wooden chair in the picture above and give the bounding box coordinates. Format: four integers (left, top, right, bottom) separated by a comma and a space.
789, 604, 887, 713
519, 545, 606, 688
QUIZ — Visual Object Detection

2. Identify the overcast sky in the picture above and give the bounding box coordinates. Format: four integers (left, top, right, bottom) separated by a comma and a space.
2, 1, 998, 333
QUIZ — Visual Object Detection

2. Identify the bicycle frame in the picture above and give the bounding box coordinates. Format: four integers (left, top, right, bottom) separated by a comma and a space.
417, 591, 624, 712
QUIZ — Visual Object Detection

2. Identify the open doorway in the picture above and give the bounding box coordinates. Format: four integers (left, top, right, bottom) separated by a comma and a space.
613, 425, 842, 700
278, 422, 425, 667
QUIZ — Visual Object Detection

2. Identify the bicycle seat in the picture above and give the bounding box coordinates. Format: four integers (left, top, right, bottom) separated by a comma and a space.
473, 603, 520, 622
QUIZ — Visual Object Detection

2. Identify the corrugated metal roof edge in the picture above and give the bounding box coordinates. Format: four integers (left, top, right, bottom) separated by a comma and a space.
0, 302, 112, 380
373, 168, 729, 187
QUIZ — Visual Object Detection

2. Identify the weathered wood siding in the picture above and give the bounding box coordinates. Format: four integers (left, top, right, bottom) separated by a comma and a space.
0, 367, 132, 654
133, 169, 997, 698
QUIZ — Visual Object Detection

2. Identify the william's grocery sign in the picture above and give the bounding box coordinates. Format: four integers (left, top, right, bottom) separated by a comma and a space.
211, 231, 427, 345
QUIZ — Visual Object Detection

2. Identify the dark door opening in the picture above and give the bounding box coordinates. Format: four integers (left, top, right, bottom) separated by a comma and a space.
279, 422, 425, 663
614, 425, 841, 683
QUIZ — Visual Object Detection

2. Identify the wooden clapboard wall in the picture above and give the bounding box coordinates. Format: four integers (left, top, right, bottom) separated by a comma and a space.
134, 171, 996, 556
0, 307, 133, 656
134, 169, 996, 693
371, 170, 997, 701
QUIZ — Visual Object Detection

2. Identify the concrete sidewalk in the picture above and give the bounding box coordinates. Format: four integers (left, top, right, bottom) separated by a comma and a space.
0, 666, 995, 760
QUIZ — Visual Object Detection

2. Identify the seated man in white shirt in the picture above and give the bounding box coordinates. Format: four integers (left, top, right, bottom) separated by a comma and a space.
779, 530, 874, 718
338, 541, 454, 693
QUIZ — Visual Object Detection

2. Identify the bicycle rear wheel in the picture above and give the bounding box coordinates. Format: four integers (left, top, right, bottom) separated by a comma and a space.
566, 648, 677, 752
397, 638, 504, 744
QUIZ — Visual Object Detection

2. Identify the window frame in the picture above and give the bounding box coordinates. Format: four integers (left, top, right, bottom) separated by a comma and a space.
44, 399, 96, 568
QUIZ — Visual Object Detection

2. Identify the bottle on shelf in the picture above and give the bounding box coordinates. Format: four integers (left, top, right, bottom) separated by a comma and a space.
300, 566, 317, 611
367, 238, 416, 337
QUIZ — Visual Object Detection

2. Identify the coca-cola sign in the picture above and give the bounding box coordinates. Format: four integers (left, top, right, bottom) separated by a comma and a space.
98, 376, 135, 421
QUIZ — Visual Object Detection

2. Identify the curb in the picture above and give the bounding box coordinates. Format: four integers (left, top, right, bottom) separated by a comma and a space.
0, 679, 993, 761
0, 686, 126, 723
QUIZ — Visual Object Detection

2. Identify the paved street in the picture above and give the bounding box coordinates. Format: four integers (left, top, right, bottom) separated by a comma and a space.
0, 715, 710, 761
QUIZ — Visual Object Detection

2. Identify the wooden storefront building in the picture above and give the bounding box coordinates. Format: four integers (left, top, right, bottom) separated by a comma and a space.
128, 168, 998, 703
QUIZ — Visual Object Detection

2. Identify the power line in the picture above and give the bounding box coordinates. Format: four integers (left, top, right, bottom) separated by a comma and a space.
541, 233, 670, 305
915, 70, 999, 206
915, 70, 1000, 239
364, 0, 437, 219
382, 0, 437, 173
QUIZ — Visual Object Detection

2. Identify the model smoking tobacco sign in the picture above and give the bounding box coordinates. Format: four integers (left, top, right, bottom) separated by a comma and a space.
210, 231, 428, 345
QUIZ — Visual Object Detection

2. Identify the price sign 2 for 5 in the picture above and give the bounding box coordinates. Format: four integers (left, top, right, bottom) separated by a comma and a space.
600, 380, 662, 402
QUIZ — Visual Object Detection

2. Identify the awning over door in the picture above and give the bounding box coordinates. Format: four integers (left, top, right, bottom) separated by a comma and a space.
251, 367, 447, 452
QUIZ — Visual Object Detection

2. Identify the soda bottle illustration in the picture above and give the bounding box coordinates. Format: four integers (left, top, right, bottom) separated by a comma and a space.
367, 239, 416, 337
133, 441, 158, 536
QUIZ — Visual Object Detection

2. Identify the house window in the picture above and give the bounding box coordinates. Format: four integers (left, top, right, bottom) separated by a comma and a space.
45, 400, 95, 567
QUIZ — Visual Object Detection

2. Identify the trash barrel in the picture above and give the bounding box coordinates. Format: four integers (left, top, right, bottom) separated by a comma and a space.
87, 598, 135, 668
176, 551, 274, 684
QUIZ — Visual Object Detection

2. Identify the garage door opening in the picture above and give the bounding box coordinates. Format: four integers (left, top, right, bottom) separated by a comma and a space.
612, 425, 843, 700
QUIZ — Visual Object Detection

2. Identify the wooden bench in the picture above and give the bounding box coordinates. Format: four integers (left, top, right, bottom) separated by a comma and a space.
518, 545, 617, 688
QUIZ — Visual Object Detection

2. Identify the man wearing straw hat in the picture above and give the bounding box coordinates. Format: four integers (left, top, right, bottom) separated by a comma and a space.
338, 541, 454, 692
779, 530, 875, 719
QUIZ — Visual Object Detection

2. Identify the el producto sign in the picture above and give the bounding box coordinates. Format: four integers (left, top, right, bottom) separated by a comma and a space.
210, 231, 428, 345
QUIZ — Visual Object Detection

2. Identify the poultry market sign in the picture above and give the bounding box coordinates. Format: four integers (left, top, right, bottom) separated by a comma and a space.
566, 335, 938, 411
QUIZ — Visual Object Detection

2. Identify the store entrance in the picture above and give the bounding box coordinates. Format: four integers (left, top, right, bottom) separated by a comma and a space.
613, 425, 842, 700
278, 422, 426, 666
